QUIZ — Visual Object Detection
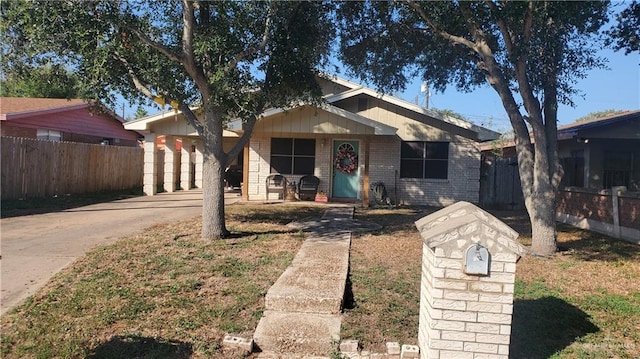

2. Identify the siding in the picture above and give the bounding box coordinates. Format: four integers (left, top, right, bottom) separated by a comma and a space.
3, 107, 138, 142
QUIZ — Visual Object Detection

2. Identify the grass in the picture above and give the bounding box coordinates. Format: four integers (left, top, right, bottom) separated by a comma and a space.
1, 203, 639, 358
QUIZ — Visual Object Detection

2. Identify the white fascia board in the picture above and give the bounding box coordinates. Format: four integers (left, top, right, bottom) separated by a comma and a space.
318, 73, 363, 90
123, 106, 199, 131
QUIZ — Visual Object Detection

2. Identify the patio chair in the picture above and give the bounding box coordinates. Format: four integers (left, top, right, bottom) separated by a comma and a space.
265, 174, 287, 201
297, 175, 320, 201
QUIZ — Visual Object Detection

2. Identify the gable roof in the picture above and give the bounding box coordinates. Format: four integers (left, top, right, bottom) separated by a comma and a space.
0, 97, 126, 123
321, 79, 498, 142
1, 98, 86, 117
124, 75, 500, 141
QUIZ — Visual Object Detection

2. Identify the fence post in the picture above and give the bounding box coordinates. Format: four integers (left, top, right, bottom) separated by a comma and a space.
415, 201, 527, 359
611, 186, 626, 239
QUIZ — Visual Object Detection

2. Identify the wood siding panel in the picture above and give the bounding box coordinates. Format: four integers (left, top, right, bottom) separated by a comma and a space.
255, 106, 374, 135
4, 108, 138, 141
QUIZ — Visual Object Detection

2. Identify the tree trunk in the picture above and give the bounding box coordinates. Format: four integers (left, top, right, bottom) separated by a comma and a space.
526, 186, 558, 256
201, 148, 229, 240
200, 106, 230, 240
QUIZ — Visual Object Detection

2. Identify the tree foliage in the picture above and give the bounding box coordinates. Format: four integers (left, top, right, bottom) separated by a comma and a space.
607, 1, 640, 55
0, 63, 88, 98
2, 0, 333, 239
338, 1, 610, 255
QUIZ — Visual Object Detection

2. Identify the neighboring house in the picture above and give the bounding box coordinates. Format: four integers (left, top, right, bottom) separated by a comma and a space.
482, 110, 640, 194
480, 110, 640, 242
125, 75, 499, 206
0, 97, 140, 147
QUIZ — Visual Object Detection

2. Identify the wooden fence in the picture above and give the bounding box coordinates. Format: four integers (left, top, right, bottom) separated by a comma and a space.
1, 137, 143, 200
479, 155, 525, 209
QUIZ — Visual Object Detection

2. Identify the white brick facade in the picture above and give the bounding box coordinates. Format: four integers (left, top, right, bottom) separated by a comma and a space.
415, 202, 527, 359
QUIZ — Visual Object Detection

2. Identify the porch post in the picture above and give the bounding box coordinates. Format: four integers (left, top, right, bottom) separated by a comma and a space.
195, 140, 204, 188
143, 133, 157, 196
363, 138, 370, 207
164, 135, 177, 192
180, 139, 193, 190
242, 141, 250, 201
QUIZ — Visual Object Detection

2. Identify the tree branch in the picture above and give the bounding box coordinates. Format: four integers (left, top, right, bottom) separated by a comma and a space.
113, 51, 155, 99
128, 27, 184, 64
403, 0, 477, 50
225, 0, 275, 73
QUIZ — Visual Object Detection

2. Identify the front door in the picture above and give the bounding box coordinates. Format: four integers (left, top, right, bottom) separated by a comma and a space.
332, 140, 359, 199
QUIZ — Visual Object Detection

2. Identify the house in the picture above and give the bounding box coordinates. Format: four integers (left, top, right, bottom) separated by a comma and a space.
0, 97, 139, 147
481, 110, 640, 195
124, 75, 499, 206
480, 110, 640, 242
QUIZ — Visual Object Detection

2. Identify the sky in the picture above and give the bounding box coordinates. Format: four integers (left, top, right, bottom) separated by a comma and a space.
120, 9, 640, 133
124, 46, 638, 133
396, 48, 640, 131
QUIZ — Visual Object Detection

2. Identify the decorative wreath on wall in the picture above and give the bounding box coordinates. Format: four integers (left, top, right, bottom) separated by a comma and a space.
335, 143, 358, 174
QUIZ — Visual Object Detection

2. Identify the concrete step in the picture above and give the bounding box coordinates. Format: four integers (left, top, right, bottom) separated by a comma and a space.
264, 234, 350, 314
253, 310, 341, 356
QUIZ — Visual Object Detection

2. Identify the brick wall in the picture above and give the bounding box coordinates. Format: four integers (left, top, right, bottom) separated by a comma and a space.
247, 134, 483, 205
556, 188, 613, 223
398, 136, 481, 206
416, 202, 526, 359
618, 195, 639, 229
556, 187, 640, 243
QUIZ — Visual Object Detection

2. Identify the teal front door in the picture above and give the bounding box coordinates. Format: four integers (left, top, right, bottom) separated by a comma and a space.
332, 140, 359, 199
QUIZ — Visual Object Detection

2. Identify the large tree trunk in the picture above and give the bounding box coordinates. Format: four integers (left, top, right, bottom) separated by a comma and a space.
525, 183, 558, 256
200, 106, 230, 240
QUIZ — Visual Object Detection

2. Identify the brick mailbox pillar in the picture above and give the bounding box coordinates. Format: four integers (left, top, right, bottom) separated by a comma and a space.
415, 201, 527, 359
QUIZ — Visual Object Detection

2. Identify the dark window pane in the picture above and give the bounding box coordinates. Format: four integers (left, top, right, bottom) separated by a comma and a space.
400, 159, 424, 178
294, 139, 316, 156
426, 142, 448, 159
425, 160, 448, 179
271, 156, 292, 174
271, 138, 292, 155
401, 142, 424, 159
294, 157, 315, 175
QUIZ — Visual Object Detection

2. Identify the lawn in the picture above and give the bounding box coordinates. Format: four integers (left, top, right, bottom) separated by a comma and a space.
1, 203, 639, 358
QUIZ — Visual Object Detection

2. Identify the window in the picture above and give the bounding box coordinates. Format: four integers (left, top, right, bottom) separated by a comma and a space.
36, 129, 61, 142
400, 141, 448, 179
560, 150, 585, 187
270, 138, 315, 175
603, 151, 633, 188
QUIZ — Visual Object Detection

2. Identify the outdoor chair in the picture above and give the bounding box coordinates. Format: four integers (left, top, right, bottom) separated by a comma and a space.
297, 175, 320, 201
265, 174, 287, 201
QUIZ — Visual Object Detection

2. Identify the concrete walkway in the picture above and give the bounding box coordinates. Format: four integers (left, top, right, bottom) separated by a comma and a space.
254, 207, 381, 357
0, 190, 240, 316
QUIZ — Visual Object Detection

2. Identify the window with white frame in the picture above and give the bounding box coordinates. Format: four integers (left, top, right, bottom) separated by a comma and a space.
36, 129, 62, 142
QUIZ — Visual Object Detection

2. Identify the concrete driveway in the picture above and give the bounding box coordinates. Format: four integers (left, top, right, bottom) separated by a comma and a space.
0, 190, 240, 316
